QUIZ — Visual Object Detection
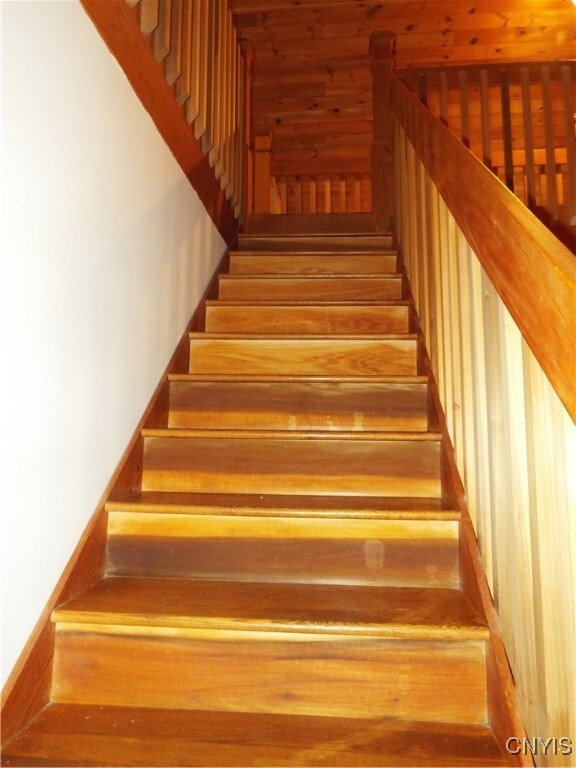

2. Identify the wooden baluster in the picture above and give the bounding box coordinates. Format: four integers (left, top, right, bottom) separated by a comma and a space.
540, 65, 559, 222
439, 70, 448, 127
458, 70, 470, 149
561, 65, 576, 225
479, 69, 492, 169
165, 0, 183, 85
217, 9, 232, 187
241, 42, 253, 217
186, 0, 201, 124
295, 177, 303, 214
224, 18, 236, 195
140, 0, 159, 35
202, 0, 216, 157
418, 73, 428, 106
370, 31, 396, 232
499, 69, 514, 191
253, 132, 272, 214
154, 0, 172, 62
520, 68, 537, 210
210, 0, 226, 171
175, 0, 193, 105
338, 177, 346, 212
233, 46, 242, 213
194, 0, 208, 141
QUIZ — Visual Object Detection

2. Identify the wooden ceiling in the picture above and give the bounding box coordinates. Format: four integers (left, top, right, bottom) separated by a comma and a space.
230, 0, 576, 176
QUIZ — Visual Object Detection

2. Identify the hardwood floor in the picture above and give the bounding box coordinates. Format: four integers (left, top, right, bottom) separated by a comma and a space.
1, 231, 510, 766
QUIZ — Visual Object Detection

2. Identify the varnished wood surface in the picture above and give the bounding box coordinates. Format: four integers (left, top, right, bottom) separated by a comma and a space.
394, 76, 576, 420
140, 431, 441, 497
0, 704, 508, 767
106, 529, 459, 588
53, 579, 487, 638
229, 252, 397, 274
51, 631, 487, 721
79, 0, 237, 244
168, 379, 426, 430
218, 274, 403, 301
204, 302, 410, 334
106, 491, 459, 519
189, 334, 417, 376
243, 213, 383, 236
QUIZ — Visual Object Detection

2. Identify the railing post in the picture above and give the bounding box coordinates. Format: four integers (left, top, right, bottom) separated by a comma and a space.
370, 31, 396, 232
240, 40, 254, 219
252, 131, 273, 214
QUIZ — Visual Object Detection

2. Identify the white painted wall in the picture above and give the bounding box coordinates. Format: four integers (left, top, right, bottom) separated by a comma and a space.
0, 0, 226, 685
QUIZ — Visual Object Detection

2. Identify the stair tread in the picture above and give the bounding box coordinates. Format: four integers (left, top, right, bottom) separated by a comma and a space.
1, 703, 507, 767
219, 272, 401, 279
190, 332, 417, 340
142, 428, 440, 441
170, 373, 429, 383
106, 491, 459, 519
53, 578, 487, 639
205, 299, 410, 306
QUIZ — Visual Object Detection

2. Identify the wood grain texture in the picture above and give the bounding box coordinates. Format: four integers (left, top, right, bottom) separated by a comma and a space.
106, 520, 458, 587
51, 630, 488, 722
204, 302, 410, 335
168, 379, 426, 430
188, 334, 418, 376
229, 252, 397, 274
218, 274, 402, 301
141, 431, 442, 497
0, 703, 508, 767
394, 76, 576, 421
79, 0, 237, 244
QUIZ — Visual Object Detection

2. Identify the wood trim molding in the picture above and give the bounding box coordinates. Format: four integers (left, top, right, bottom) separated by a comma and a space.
0, 252, 229, 746
80, 0, 238, 246
393, 76, 576, 423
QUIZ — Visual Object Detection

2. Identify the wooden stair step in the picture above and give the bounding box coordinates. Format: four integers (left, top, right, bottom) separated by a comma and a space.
140, 429, 442, 497
106, 491, 458, 587
229, 252, 397, 274
168, 378, 427, 431
106, 491, 460, 520
204, 301, 410, 334
218, 274, 403, 301
188, 334, 418, 376
53, 579, 487, 639
50, 580, 488, 721
0, 703, 507, 766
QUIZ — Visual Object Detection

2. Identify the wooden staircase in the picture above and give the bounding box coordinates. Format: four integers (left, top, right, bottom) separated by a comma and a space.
1, 234, 510, 766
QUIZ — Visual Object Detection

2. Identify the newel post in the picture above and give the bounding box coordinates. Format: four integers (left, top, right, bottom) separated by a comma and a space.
370, 31, 396, 232
252, 131, 273, 214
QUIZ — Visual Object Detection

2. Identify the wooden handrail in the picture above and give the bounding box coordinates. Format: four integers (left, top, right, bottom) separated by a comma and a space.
392, 74, 576, 422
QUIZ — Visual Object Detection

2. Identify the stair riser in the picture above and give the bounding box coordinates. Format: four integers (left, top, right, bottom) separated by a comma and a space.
204, 305, 410, 334
218, 277, 402, 302
52, 631, 487, 723
188, 339, 418, 376
228, 254, 397, 274
106, 514, 458, 587
141, 437, 442, 497
168, 381, 428, 431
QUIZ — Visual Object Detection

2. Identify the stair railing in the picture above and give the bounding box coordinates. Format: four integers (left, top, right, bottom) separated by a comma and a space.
398, 61, 576, 229
371, 31, 576, 765
82, 0, 250, 238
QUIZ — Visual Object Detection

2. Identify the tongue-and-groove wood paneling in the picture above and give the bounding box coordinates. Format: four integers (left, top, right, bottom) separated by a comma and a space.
230, 0, 575, 178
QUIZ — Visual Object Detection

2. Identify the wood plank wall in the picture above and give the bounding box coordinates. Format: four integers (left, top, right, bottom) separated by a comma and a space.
231, 0, 575, 211
394, 88, 576, 768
